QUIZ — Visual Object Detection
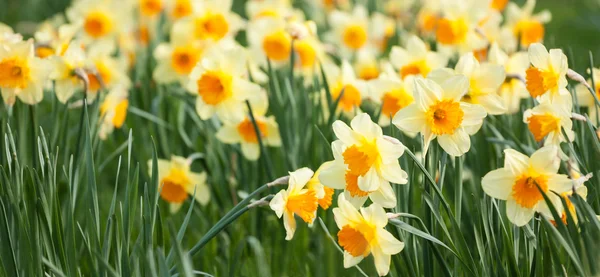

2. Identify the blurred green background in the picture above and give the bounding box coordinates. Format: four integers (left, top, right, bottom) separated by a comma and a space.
1, 0, 599, 70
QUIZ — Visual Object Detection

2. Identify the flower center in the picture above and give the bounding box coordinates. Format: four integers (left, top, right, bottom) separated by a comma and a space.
381, 88, 414, 117
237, 118, 269, 143
436, 18, 469, 45
286, 189, 318, 223
88, 61, 112, 92
36, 46, 55, 58
526, 67, 558, 98
331, 84, 362, 112
358, 65, 380, 81
197, 71, 231, 105
84, 11, 113, 38
491, 0, 508, 10
426, 100, 464, 135
171, 46, 201, 75
262, 30, 292, 62
195, 13, 229, 41
527, 113, 560, 142
419, 12, 439, 33
0, 57, 30, 89
338, 223, 375, 257
140, 0, 163, 17
512, 173, 548, 209
514, 20, 544, 46
137, 25, 150, 45
294, 40, 317, 68
400, 60, 429, 79
342, 24, 367, 50
343, 141, 380, 178
172, 0, 192, 19
160, 168, 190, 203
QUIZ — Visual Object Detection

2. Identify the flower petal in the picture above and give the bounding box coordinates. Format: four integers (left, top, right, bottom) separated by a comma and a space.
437, 129, 470, 157
392, 104, 427, 133
318, 161, 347, 189
506, 199, 535, 226
482, 168, 515, 200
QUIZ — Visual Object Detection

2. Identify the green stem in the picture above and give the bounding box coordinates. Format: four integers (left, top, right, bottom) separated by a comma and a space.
455, 156, 463, 222
29, 105, 38, 168
245, 100, 275, 180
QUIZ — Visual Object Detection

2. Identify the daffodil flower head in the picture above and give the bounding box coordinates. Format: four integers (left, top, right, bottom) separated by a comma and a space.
525, 43, 569, 102
319, 113, 408, 208
327, 5, 370, 55
328, 60, 369, 116
49, 40, 87, 103
488, 43, 530, 114
149, 155, 210, 213
247, 17, 292, 66
393, 75, 487, 157
390, 35, 448, 80
0, 39, 51, 105
333, 194, 404, 276
306, 162, 336, 210
506, 0, 551, 47
166, 0, 200, 21
98, 85, 129, 140
67, 0, 130, 44
482, 146, 573, 226
523, 95, 574, 147
270, 167, 319, 240
435, 0, 488, 54
171, 0, 244, 44
370, 64, 415, 127
187, 45, 262, 122
153, 39, 204, 86
85, 41, 130, 101
574, 68, 600, 124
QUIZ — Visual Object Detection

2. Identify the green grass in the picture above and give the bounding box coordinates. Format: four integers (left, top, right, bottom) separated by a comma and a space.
1, 0, 600, 276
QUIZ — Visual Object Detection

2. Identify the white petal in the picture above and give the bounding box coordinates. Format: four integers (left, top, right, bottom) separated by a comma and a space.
241, 143, 260, 161
455, 52, 478, 76
475, 94, 507, 115
343, 190, 369, 209
547, 174, 573, 194
343, 251, 364, 268
377, 230, 405, 255
368, 181, 397, 208
437, 129, 470, 157
360, 203, 387, 228
529, 146, 560, 174
170, 203, 183, 213
506, 199, 535, 226
318, 161, 347, 189
413, 77, 442, 109
215, 125, 242, 144
283, 211, 297, 240
481, 168, 515, 200
379, 161, 408, 185
333, 120, 361, 145
427, 68, 455, 85
372, 246, 392, 276
289, 167, 314, 192
528, 43, 549, 69
440, 75, 470, 101
350, 113, 382, 140
460, 102, 487, 127
392, 104, 427, 133
269, 190, 287, 218
357, 167, 381, 192
376, 137, 404, 162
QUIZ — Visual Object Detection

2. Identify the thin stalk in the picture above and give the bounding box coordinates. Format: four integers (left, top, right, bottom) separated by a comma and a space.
29, 104, 38, 168
245, 100, 275, 180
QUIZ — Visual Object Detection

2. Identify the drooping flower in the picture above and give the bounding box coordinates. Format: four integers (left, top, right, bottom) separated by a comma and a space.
488, 43, 530, 114
482, 146, 573, 226
98, 85, 129, 140
574, 68, 600, 124
0, 39, 51, 105
525, 43, 569, 102
523, 95, 574, 146
149, 155, 210, 213
505, 0, 551, 47
393, 75, 487, 157
270, 167, 319, 240
85, 41, 130, 101
333, 194, 404, 276
319, 113, 408, 208
370, 64, 415, 127
389, 35, 447, 80
171, 0, 244, 44
215, 92, 281, 161
187, 45, 262, 122
306, 162, 336, 210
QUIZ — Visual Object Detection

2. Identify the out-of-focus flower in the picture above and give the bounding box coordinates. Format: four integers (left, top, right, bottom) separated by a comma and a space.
289, 21, 328, 81
148, 155, 210, 213
306, 162, 335, 210
34, 19, 78, 59
523, 95, 574, 147
525, 43, 569, 102
248, 17, 292, 66
333, 194, 404, 276
389, 35, 447, 80
187, 45, 262, 122
477, 11, 517, 55
98, 85, 129, 140
327, 6, 370, 54
435, 0, 489, 54
166, 0, 200, 21
552, 184, 587, 225
85, 41, 130, 101
67, 0, 130, 44
393, 75, 487, 157
215, 93, 281, 161
491, 0, 509, 11
574, 68, 600, 124
319, 113, 408, 208
482, 146, 572, 226
326, 60, 369, 116
370, 64, 415, 127
246, 0, 300, 21
153, 40, 204, 86
139, 0, 164, 18
488, 43, 530, 114
1, 23, 23, 48
171, 0, 244, 44
270, 168, 318, 240
354, 50, 381, 82
50, 41, 87, 103
0, 39, 51, 105
505, 0, 551, 47
369, 12, 396, 54
416, 0, 441, 36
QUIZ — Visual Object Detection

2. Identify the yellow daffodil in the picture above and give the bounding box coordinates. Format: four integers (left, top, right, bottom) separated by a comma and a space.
327, 6, 370, 55
389, 35, 448, 80
319, 113, 408, 208
369, 12, 396, 54
393, 75, 487, 157
551, 184, 587, 225
482, 146, 572, 226
523, 95, 574, 146
290, 22, 328, 81
574, 68, 600, 124
354, 50, 381, 82
370, 64, 415, 127
33, 21, 78, 59
270, 167, 319, 240
505, 0, 551, 47
66, 0, 130, 43
306, 162, 335, 210
85, 41, 130, 101
488, 43, 530, 114
171, 0, 245, 44
49, 41, 87, 103
165, 0, 199, 21
333, 194, 404, 276
98, 85, 129, 140
149, 155, 210, 213
187, 45, 262, 122
435, 0, 488, 54
525, 43, 569, 102
416, 0, 441, 36
476, 11, 517, 55
326, 60, 369, 116
0, 39, 51, 105
491, 0, 509, 11
245, 0, 299, 21
247, 17, 292, 66
153, 40, 204, 86
139, 0, 164, 18
215, 93, 281, 161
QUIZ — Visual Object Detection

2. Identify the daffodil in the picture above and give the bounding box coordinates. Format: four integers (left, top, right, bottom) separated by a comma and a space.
552, 184, 587, 225
369, 12, 396, 55
165, 0, 199, 21
306, 162, 336, 210
319, 113, 408, 208
247, 17, 292, 67
50, 41, 87, 103
434, 0, 488, 54
370, 64, 415, 127
269, 167, 319, 240
505, 0, 551, 47
326, 60, 369, 116
482, 146, 573, 226
488, 43, 530, 114
525, 43, 569, 102
138, 0, 164, 18
429, 52, 507, 115
416, 0, 441, 36
333, 194, 404, 276
574, 68, 600, 124
149, 155, 210, 213
215, 93, 281, 161
327, 6, 370, 55
0, 23, 23, 48
290, 22, 328, 81
490, 0, 509, 11
523, 95, 574, 147
85, 41, 130, 101
389, 35, 447, 80
153, 39, 204, 86
98, 85, 129, 140
245, 0, 299, 21
354, 50, 381, 82
187, 45, 262, 122
393, 75, 487, 157
171, 0, 244, 44
476, 11, 517, 55
66, 0, 130, 43
0, 39, 51, 105
33, 20, 78, 59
